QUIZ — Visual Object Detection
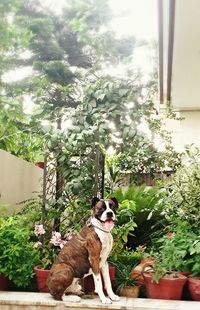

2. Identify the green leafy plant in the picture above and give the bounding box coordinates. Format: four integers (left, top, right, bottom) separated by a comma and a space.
60, 198, 91, 232
0, 215, 39, 287
112, 184, 168, 248
115, 264, 137, 290
109, 248, 143, 290
164, 147, 200, 232
149, 221, 200, 282
110, 198, 137, 255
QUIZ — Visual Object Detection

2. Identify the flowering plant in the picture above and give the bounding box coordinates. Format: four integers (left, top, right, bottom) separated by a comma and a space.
34, 224, 67, 269
149, 221, 200, 282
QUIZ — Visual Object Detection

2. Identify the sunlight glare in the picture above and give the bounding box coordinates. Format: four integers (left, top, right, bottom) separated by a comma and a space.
107, 145, 116, 156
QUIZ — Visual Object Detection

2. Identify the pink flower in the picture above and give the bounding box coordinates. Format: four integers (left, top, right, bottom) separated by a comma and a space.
50, 231, 62, 247
34, 241, 42, 248
34, 224, 45, 236
166, 232, 174, 238
50, 231, 67, 248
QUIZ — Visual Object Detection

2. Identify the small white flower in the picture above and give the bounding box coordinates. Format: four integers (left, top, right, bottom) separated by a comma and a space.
34, 241, 42, 248
34, 224, 46, 236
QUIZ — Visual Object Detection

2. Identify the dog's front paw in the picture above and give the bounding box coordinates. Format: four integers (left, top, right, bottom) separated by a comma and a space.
101, 297, 112, 304
109, 294, 120, 301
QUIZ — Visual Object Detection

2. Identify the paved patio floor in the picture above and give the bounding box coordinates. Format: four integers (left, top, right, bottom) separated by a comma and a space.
0, 292, 199, 310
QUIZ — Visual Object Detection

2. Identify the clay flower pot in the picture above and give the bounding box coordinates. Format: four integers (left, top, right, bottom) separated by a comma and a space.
188, 277, 200, 301
0, 274, 10, 290
131, 257, 156, 286
118, 285, 140, 298
34, 266, 50, 293
143, 272, 187, 300
35, 162, 44, 169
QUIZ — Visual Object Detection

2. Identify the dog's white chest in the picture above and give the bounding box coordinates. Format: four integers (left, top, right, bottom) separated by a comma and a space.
95, 229, 113, 268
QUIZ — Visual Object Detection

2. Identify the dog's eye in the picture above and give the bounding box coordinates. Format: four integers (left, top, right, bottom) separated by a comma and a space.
109, 203, 115, 210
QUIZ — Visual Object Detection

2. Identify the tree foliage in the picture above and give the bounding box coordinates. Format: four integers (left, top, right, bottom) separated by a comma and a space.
0, 0, 181, 192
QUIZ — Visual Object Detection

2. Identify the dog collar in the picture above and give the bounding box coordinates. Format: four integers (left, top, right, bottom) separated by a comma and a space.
87, 219, 111, 234
91, 223, 111, 233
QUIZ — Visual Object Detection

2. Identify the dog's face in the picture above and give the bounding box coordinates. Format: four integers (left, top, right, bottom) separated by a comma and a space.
92, 197, 118, 231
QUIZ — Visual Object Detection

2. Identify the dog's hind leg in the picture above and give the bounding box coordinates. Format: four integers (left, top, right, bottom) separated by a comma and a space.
47, 264, 74, 300
65, 278, 83, 296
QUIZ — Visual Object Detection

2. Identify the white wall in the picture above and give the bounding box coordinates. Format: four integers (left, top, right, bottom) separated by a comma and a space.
172, 0, 200, 109
165, 111, 200, 152
0, 150, 43, 214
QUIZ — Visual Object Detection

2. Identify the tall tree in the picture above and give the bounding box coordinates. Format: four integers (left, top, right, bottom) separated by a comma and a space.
1, 0, 180, 198
0, 0, 38, 159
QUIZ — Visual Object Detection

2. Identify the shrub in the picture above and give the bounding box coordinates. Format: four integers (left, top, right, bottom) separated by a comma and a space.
111, 184, 168, 248
0, 215, 39, 287
164, 147, 200, 231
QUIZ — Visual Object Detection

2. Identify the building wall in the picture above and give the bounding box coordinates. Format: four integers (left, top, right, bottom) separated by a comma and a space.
0, 150, 43, 214
165, 111, 200, 152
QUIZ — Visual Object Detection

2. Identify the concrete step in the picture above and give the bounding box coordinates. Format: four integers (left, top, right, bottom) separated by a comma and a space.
0, 291, 199, 310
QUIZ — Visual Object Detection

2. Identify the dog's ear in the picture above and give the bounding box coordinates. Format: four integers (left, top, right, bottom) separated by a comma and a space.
110, 197, 119, 209
91, 197, 100, 207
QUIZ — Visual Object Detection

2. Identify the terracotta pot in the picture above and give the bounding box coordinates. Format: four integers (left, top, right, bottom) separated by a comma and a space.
82, 274, 94, 294
180, 272, 191, 300
188, 277, 200, 301
108, 265, 116, 282
83, 266, 116, 294
34, 266, 50, 293
0, 274, 10, 290
131, 257, 156, 286
118, 285, 140, 298
143, 272, 187, 300
35, 162, 44, 169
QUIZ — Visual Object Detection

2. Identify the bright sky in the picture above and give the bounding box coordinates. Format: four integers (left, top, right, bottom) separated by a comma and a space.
42, 0, 158, 41
110, 0, 157, 41
3, 0, 157, 82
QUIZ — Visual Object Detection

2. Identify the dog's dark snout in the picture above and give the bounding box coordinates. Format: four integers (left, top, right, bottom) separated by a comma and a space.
107, 211, 113, 218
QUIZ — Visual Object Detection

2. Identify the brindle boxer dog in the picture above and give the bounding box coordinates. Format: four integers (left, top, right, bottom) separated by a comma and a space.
47, 197, 120, 304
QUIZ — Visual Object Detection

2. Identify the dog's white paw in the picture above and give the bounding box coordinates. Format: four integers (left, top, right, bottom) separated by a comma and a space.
101, 297, 112, 304
110, 294, 120, 301
63, 295, 81, 303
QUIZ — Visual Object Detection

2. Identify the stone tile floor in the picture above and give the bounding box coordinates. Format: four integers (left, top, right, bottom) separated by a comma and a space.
0, 292, 199, 310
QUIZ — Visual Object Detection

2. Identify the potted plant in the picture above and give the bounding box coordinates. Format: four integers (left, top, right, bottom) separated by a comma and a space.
115, 263, 140, 298
160, 147, 200, 301
33, 224, 67, 292
142, 266, 187, 300
150, 222, 197, 274
18, 199, 68, 293
143, 221, 200, 300
108, 248, 143, 298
